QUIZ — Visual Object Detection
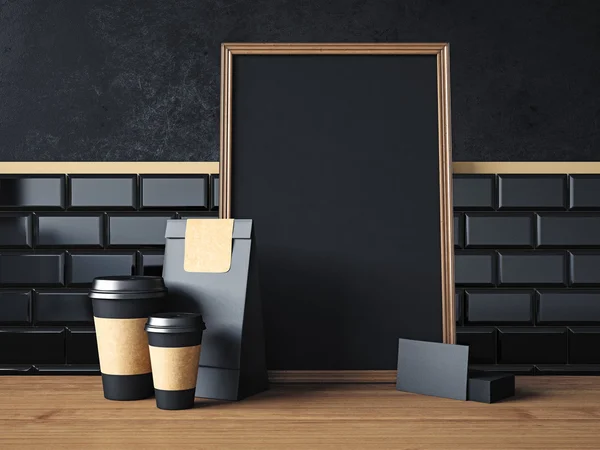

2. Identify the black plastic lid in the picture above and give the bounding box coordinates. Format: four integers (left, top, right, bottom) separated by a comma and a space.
145, 312, 206, 334
89, 276, 167, 300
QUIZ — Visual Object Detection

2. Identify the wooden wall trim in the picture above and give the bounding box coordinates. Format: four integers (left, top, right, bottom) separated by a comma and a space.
453, 162, 600, 174
3, 161, 595, 175
0, 162, 219, 174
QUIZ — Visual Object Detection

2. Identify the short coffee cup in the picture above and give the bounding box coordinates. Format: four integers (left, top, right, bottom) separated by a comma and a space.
89, 276, 166, 401
145, 313, 206, 410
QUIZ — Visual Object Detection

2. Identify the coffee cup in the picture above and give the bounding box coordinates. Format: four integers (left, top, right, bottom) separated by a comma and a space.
145, 313, 206, 410
89, 276, 166, 401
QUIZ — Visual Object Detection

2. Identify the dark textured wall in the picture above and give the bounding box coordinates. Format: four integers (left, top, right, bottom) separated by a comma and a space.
1, 0, 599, 161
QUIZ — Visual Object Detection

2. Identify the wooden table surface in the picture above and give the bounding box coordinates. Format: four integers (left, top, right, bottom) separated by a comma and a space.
1, 376, 600, 449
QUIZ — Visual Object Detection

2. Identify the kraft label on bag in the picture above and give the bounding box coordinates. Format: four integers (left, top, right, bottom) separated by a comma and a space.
184, 219, 234, 273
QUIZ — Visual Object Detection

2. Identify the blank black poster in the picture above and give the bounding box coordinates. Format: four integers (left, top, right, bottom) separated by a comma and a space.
230, 54, 443, 370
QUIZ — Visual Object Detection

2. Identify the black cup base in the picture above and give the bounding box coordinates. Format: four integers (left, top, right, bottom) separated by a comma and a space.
102, 373, 154, 401
155, 388, 196, 410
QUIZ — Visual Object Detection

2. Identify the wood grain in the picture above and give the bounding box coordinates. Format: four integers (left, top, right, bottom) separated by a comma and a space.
1, 376, 600, 449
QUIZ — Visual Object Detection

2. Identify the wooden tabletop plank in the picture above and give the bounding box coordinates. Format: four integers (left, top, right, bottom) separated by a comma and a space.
1, 376, 599, 449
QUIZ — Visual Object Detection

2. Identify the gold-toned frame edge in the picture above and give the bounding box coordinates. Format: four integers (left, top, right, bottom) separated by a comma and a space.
219, 43, 455, 383
453, 162, 600, 174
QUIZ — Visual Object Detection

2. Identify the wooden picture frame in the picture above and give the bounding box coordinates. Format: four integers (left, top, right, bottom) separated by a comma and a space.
219, 43, 454, 382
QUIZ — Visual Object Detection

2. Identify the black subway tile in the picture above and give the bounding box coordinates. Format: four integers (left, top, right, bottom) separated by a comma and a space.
0, 252, 64, 286
177, 213, 219, 219
68, 175, 137, 210
569, 252, 600, 286
469, 364, 535, 375
568, 327, 600, 364
498, 251, 566, 286
138, 251, 164, 277
538, 290, 600, 324
535, 365, 600, 375
108, 213, 174, 247
0, 175, 65, 210
0, 327, 65, 364
34, 290, 93, 324
456, 327, 496, 364
454, 214, 463, 248
455, 290, 462, 325
538, 213, 600, 248
498, 327, 567, 364
36, 213, 103, 248
0, 213, 32, 248
66, 327, 99, 365
466, 290, 533, 324
455, 251, 495, 286
140, 175, 208, 210
35, 365, 100, 374
465, 213, 534, 248
0, 290, 31, 324
453, 175, 495, 210
0, 365, 37, 374
211, 175, 219, 211
67, 252, 135, 286
498, 175, 566, 210
569, 175, 600, 210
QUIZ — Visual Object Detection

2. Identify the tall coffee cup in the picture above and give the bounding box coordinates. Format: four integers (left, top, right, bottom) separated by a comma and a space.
89, 276, 166, 401
145, 313, 206, 410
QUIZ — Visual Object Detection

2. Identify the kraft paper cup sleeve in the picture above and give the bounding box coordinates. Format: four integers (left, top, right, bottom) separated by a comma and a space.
184, 219, 234, 273
94, 317, 152, 375
149, 345, 202, 391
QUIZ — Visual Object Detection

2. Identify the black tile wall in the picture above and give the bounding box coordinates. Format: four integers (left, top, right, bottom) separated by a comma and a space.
140, 175, 208, 210
0, 175, 65, 210
568, 328, 600, 364
538, 213, 600, 247
3, 171, 600, 375
465, 290, 533, 324
465, 213, 534, 248
68, 175, 137, 210
498, 175, 567, 210
0, 291, 31, 324
455, 251, 495, 286
454, 214, 462, 248
138, 251, 164, 277
0, 213, 32, 248
498, 251, 566, 286
456, 327, 496, 364
456, 174, 600, 375
211, 175, 219, 211
0, 328, 65, 364
537, 290, 600, 324
34, 291, 93, 324
498, 327, 567, 364
453, 175, 495, 210
0, 252, 64, 286
36, 213, 103, 248
66, 327, 99, 365
67, 252, 135, 286
569, 175, 600, 210
108, 213, 175, 247
0, 173, 217, 375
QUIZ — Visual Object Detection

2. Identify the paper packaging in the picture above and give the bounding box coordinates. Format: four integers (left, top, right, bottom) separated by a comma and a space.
468, 373, 515, 403
94, 317, 151, 375
146, 312, 206, 410
162, 219, 268, 401
396, 338, 469, 401
149, 345, 201, 391
89, 276, 167, 401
